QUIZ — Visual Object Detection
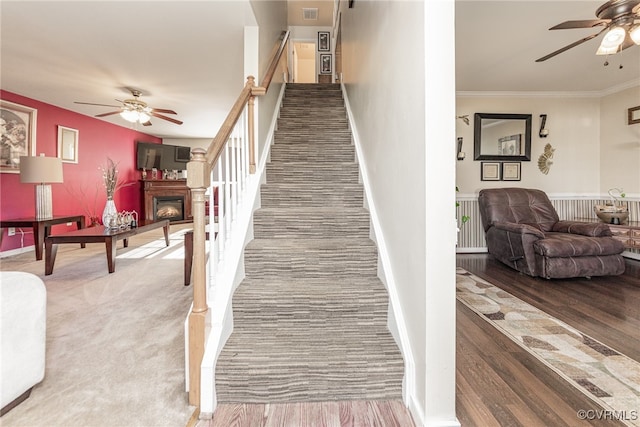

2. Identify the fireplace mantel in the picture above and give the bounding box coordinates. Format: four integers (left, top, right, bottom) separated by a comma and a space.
141, 179, 192, 223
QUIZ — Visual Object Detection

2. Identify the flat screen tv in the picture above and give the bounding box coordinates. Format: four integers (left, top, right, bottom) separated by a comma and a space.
136, 142, 190, 171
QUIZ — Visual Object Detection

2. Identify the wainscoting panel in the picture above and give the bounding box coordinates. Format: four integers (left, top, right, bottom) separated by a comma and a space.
457, 195, 639, 257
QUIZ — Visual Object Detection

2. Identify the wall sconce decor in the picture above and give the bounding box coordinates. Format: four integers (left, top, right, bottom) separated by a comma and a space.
456, 115, 470, 125
457, 137, 465, 160
539, 114, 549, 138
537, 143, 555, 175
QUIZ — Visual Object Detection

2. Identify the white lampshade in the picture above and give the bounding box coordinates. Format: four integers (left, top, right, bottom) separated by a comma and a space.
20, 155, 63, 184
20, 155, 63, 219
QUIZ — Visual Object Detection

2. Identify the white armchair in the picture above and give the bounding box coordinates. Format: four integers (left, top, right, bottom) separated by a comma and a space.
1, 271, 46, 415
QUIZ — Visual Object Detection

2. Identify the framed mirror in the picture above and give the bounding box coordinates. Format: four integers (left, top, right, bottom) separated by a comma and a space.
474, 113, 532, 161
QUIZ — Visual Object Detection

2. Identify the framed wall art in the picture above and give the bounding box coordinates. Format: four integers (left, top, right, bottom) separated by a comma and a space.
320, 54, 332, 74
318, 31, 330, 52
502, 161, 521, 181
481, 162, 501, 181
57, 125, 79, 164
628, 106, 640, 125
1, 100, 37, 173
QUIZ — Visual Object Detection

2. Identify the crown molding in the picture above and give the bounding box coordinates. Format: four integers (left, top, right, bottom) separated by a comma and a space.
457, 78, 640, 99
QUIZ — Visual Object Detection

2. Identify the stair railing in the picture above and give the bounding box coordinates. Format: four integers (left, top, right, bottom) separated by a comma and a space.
186, 30, 290, 407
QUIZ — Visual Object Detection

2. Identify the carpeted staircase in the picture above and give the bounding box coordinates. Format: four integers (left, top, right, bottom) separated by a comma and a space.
215, 83, 404, 403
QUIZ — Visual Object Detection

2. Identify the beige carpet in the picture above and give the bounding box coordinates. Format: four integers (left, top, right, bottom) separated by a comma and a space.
0, 224, 195, 427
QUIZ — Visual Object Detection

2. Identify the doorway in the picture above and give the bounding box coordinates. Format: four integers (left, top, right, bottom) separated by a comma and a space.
292, 42, 316, 83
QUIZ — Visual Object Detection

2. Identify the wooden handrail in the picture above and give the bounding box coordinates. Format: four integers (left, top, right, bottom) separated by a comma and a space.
206, 30, 290, 168
205, 77, 255, 166
257, 30, 290, 93
186, 29, 290, 409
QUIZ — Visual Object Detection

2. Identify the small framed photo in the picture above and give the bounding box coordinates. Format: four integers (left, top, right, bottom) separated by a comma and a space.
57, 125, 78, 164
481, 162, 501, 181
629, 105, 640, 125
502, 161, 521, 181
318, 31, 330, 52
1, 99, 37, 173
320, 54, 332, 74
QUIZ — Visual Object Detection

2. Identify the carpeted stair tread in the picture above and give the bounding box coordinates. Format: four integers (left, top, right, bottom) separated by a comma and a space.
244, 238, 378, 279
260, 184, 364, 207
266, 162, 359, 185
252, 207, 370, 238
215, 83, 403, 404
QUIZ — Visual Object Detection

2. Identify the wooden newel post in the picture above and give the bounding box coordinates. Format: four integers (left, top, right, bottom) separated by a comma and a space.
186, 148, 210, 406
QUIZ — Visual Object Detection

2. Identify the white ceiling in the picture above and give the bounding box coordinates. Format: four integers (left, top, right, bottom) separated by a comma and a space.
456, 0, 640, 93
1, 1, 639, 140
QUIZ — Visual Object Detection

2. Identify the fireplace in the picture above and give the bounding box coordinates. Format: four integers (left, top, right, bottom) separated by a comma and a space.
142, 179, 192, 223
153, 196, 184, 222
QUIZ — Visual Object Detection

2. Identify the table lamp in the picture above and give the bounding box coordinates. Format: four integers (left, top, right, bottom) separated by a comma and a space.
20, 154, 64, 219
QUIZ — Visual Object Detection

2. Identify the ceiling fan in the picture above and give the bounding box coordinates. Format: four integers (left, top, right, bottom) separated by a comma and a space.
75, 89, 183, 126
536, 0, 640, 62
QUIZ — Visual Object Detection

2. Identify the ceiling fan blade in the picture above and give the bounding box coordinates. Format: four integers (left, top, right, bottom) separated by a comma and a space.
535, 30, 604, 62
95, 111, 121, 118
549, 19, 609, 30
151, 108, 177, 115
75, 101, 121, 108
149, 111, 183, 125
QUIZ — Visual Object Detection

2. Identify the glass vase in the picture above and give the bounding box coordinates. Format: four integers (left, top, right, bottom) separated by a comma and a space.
102, 198, 117, 228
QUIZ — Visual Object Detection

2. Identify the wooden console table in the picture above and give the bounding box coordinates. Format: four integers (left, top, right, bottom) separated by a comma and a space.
45, 219, 169, 275
608, 221, 640, 250
0, 215, 85, 260
574, 218, 640, 250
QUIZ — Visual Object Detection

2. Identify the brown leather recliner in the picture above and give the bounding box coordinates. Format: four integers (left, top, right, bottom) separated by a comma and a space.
478, 188, 625, 279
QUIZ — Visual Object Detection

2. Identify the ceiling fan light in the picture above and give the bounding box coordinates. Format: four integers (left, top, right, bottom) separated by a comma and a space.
596, 44, 620, 55
630, 25, 640, 45
138, 112, 151, 123
120, 109, 138, 122
600, 26, 626, 48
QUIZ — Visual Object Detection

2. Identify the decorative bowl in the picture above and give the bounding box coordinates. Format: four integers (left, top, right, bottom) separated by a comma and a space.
594, 205, 629, 224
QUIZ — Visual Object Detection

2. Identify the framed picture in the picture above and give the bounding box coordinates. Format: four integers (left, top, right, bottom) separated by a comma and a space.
1, 100, 37, 173
628, 106, 640, 125
498, 134, 521, 156
502, 161, 521, 181
318, 31, 330, 52
481, 162, 501, 181
57, 125, 79, 163
320, 54, 332, 74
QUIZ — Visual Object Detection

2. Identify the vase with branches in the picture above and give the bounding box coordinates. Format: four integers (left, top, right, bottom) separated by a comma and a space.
100, 158, 134, 226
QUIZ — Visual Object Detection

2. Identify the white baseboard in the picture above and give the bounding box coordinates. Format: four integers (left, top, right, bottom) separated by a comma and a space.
0, 245, 35, 259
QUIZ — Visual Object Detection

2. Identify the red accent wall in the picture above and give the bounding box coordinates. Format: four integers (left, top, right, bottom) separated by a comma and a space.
0, 90, 162, 253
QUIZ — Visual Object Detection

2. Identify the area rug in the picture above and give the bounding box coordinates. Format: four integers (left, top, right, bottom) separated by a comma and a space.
456, 268, 640, 427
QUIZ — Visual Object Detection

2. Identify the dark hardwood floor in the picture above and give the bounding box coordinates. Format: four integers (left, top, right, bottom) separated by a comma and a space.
456, 254, 640, 427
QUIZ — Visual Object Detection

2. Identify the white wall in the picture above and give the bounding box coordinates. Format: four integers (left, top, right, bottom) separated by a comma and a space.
456, 96, 602, 196
456, 84, 640, 198
600, 85, 640, 195
250, 1, 288, 156
341, 1, 457, 425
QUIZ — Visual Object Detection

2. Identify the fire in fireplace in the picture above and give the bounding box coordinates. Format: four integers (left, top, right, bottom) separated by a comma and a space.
153, 196, 184, 222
